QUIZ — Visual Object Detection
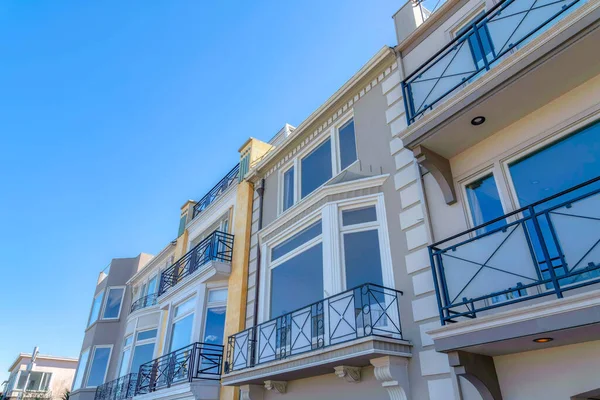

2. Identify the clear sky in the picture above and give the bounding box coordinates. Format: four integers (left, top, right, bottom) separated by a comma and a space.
0, 0, 400, 383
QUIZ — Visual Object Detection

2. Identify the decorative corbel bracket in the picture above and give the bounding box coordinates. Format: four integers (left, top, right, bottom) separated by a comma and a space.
370, 356, 410, 400
334, 365, 362, 383
264, 380, 287, 394
413, 145, 456, 205
240, 384, 264, 400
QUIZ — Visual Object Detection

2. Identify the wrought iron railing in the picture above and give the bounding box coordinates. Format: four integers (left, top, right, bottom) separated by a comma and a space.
225, 283, 403, 373
94, 373, 138, 400
192, 164, 240, 219
130, 293, 158, 313
402, 0, 584, 125
430, 176, 600, 325
135, 343, 223, 395
158, 231, 234, 296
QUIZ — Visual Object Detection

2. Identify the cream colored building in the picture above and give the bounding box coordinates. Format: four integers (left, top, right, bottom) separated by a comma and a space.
3, 354, 78, 400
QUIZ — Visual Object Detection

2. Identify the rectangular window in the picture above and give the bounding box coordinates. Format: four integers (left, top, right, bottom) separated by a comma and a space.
338, 119, 357, 170
301, 139, 332, 198
17, 372, 27, 390
271, 243, 324, 318
87, 292, 104, 327
203, 306, 226, 345
282, 166, 295, 212
343, 230, 383, 289
24, 372, 52, 391
147, 276, 158, 296
130, 343, 155, 377
342, 206, 377, 226
169, 298, 195, 352
72, 348, 90, 390
136, 329, 157, 341
271, 221, 322, 261
119, 336, 132, 377
102, 287, 124, 319
208, 289, 228, 303
465, 173, 505, 234
86, 347, 111, 387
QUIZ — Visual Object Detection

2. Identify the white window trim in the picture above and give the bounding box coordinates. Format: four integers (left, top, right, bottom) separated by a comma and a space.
332, 112, 357, 173
118, 335, 133, 376
85, 345, 113, 388
258, 193, 394, 323
166, 295, 197, 353
277, 160, 299, 215
101, 286, 126, 321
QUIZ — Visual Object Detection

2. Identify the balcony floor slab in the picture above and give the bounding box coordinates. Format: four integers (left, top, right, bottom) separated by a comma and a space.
221, 336, 411, 386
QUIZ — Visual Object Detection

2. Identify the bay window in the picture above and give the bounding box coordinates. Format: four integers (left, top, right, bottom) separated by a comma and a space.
118, 336, 133, 377
72, 348, 90, 391
129, 329, 157, 376
87, 292, 104, 327
85, 346, 112, 387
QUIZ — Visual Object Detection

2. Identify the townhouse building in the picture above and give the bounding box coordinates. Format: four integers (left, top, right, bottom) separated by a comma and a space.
385, 0, 600, 398
3, 353, 77, 400
68, 0, 600, 399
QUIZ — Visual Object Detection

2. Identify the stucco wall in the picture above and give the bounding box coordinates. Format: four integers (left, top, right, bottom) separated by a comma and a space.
494, 340, 600, 400
263, 367, 387, 400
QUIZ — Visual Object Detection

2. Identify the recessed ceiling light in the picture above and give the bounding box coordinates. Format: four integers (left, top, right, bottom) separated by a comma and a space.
471, 116, 486, 126
533, 337, 553, 343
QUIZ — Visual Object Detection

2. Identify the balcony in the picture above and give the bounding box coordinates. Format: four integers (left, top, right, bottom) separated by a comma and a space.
135, 343, 223, 395
94, 373, 137, 400
158, 231, 234, 297
192, 164, 239, 220
400, 0, 600, 158
222, 283, 411, 386
130, 294, 158, 314
428, 177, 600, 355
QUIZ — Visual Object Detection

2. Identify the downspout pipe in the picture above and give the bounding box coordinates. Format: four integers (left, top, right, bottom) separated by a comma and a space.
252, 178, 265, 328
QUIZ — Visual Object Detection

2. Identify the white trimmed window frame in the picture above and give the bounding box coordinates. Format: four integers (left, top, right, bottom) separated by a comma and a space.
85, 345, 113, 388
201, 287, 229, 344
72, 347, 91, 391
87, 291, 105, 328
165, 295, 197, 353
101, 286, 126, 321
118, 335, 133, 376
277, 111, 359, 216
259, 192, 394, 322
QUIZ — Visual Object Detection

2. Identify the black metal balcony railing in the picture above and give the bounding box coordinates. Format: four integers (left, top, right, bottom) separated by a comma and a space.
430, 176, 600, 325
94, 373, 138, 400
135, 343, 223, 395
402, 0, 583, 125
130, 293, 158, 313
225, 283, 403, 373
158, 231, 234, 296
192, 164, 240, 219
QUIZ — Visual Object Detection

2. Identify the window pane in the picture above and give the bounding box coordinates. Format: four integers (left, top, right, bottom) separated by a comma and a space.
208, 289, 228, 303
40, 373, 51, 391
72, 349, 90, 390
339, 120, 357, 170
465, 174, 505, 233
271, 243, 323, 318
169, 313, 193, 352
342, 206, 377, 226
344, 230, 383, 289
509, 123, 600, 208
136, 329, 157, 341
102, 288, 124, 319
86, 347, 111, 387
17, 372, 27, 390
174, 297, 195, 318
26, 372, 48, 391
271, 221, 322, 261
124, 335, 133, 348
301, 139, 332, 198
203, 306, 226, 345
88, 292, 104, 327
119, 347, 131, 377
129, 343, 155, 376
147, 276, 158, 295
282, 167, 295, 212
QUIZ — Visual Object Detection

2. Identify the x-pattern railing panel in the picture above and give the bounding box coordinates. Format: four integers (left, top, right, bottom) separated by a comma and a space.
402, 0, 583, 124
158, 231, 234, 296
430, 177, 600, 325
225, 283, 403, 373
192, 164, 240, 219
95, 373, 138, 400
135, 343, 223, 395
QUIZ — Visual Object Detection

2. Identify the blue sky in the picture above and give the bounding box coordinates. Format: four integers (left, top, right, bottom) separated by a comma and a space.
0, 0, 399, 383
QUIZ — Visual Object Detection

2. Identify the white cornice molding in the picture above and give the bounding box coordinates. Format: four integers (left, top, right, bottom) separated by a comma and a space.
428, 288, 600, 340
246, 48, 397, 181
258, 174, 389, 240
157, 261, 232, 304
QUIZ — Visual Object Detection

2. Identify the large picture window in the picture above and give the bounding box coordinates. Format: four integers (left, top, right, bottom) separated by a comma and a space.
86, 346, 112, 387
168, 297, 195, 352
269, 221, 324, 318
